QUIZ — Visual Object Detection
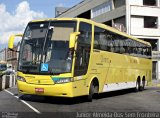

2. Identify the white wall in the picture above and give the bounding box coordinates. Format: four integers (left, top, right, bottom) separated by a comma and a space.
130, 15, 160, 36
131, 16, 144, 28
128, 0, 160, 6
130, 6, 160, 36
158, 0, 160, 7
128, 0, 143, 6
131, 5, 160, 17
131, 27, 160, 36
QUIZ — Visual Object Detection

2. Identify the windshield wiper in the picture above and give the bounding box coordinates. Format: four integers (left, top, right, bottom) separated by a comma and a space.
52, 72, 69, 75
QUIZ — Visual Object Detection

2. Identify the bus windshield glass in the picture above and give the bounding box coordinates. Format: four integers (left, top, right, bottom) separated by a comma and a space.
19, 21, 77, 74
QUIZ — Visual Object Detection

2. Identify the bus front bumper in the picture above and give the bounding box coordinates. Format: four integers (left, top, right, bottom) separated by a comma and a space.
17, 80, 74, 97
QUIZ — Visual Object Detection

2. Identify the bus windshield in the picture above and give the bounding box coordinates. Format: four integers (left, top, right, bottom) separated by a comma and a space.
19, 21, 77, 74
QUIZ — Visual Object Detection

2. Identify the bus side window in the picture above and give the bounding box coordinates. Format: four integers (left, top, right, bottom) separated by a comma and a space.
146, 47, 151, 58
99, 34, 107, 51
113, 39, 120, 53
108, 40, 114, 52
94, 26, 107, 51
94, 39, 100, 49
105, 33, 114, 52
94, 30, 101, 50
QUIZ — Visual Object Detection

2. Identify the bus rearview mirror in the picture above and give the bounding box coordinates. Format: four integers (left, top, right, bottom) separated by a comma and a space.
8, 34, 23, 49
69, 32, 80, 49
8, 35, 15, 49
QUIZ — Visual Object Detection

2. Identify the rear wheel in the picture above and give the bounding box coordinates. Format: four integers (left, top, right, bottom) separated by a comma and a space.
141, 79, 145, 91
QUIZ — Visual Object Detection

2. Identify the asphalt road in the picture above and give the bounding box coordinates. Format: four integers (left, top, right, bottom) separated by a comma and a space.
0, 86, 160, 118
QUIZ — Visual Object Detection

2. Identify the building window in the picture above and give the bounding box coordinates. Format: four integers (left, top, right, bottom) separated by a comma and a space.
143, 0, 157, 6
104, 20, 112, 27
143, 39, 158, 51
144, 16, 158, 28
91, 0, 112, 18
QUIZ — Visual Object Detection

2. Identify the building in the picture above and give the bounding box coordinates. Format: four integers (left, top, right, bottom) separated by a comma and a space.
7, 45, 19, 71
0, 46, 18, 71
55, 7, 69, 17
0, 48, 7, 62
56, 0, 160, 79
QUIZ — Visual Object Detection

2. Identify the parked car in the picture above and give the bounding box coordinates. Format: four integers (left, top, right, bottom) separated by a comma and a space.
0, 62, 7, 76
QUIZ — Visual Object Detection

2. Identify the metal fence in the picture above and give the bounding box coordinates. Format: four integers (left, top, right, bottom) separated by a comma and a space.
0, 74, 16, 91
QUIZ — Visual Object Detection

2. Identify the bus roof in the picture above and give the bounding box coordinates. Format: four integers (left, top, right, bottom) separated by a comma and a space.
31, 18, 151, 46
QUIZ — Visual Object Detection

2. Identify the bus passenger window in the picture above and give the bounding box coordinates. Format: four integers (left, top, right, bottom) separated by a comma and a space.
108, 40, 114, 52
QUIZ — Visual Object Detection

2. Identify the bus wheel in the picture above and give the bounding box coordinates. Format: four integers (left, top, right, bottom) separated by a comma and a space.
135, 79, 140, 92
141, 79, 145, 91
87, 82, 94, 102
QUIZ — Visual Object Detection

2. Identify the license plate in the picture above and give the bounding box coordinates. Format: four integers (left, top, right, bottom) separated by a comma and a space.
35, 88, 44, 93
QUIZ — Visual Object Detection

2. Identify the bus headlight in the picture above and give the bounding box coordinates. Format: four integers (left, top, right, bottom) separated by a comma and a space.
53, 78, 73, 84
17, 76, 26, 82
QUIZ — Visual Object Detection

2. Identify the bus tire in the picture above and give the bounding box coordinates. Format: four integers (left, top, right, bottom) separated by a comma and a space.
135, 79, 140, 92
141, 78, 145, 91
87, 82, 94, 102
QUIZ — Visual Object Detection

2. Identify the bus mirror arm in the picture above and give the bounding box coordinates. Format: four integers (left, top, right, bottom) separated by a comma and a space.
69, 32, 80, 49
8, 48, 15, 52
8, 48, 20, 53
8, 34, 23, 49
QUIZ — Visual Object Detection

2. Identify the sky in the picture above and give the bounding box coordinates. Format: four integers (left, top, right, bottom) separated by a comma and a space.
0, 0, 82, 50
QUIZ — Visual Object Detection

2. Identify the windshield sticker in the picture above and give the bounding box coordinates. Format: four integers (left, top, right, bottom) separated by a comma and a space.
41, 63, 48, 72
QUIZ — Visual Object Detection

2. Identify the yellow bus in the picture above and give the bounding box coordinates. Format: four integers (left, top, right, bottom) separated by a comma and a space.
8, 18, 152, 101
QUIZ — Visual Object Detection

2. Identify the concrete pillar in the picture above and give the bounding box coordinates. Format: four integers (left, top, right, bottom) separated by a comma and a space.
14, 75, 17, 86
0, 76, 2, 91
5, 75, 10, 88
0, 75, 16, 91
125, 0, 131, 35
2, 75, 6, 89
9, 75, 12, 88
158, 0, 160, 7
158, 38, 160, 79
11, 75, 16, 87
12, 75, 14, 87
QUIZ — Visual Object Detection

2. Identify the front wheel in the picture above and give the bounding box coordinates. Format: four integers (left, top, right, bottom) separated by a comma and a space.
135, 81, 140, 92
87, 82, 94, 102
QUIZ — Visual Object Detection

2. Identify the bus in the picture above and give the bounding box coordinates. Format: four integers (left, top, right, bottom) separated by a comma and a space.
8, 18, 152, 101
